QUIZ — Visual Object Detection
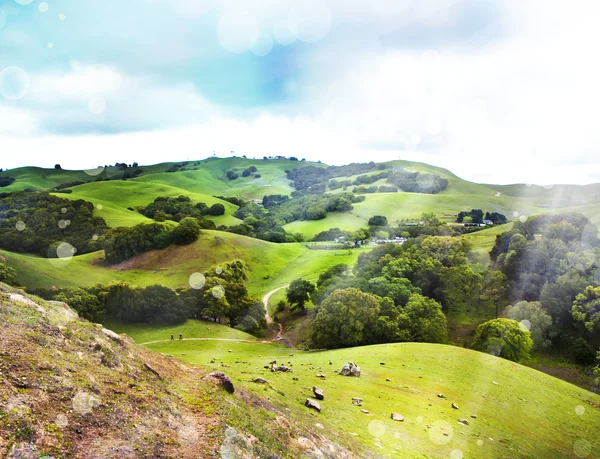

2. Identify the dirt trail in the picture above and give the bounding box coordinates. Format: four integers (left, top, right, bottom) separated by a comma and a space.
262, 285, 296, 348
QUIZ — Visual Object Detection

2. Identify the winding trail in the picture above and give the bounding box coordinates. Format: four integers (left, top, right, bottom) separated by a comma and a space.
140, 337, 259, 346
262, 285, 296, 348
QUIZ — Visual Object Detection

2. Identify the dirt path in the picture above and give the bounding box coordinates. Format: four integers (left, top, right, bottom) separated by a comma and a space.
140, 337, 258, 345
262, 285, 296, 349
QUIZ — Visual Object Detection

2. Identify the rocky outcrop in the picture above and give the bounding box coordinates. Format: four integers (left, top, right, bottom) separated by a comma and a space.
339, 362, 361, 377
203, 372, 235, 394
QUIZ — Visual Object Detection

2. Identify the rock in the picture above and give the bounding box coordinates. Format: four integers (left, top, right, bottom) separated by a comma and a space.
101, 328, 123, 343
143, 363, 161, 379
361, 409, 369, 414
437, 394, 445, 398
329, 361, 332, 365
228, 350, 232, 353
316, 374, 326, 379
263, 365, 269, 369
252, 377, 270, 385
313, 386, 325, 400
7, 442, 37, 459
339, 362, 361, 377
269, 360, 277, 364
202, 372, 235, 394
305, 398, 321, 412
492, 381, 499, 385
458, 419, 469, 425
391, 413, 404, 422
289, 353, 294, 356
293, 377, 299, 381
452, 403, 459, 409
352, 398, 362, 406
380, 362, 386, 365
271, 364, 291, 372
471, 415, 477, 419
315, 423, 324, 429
386, 378, 391, 382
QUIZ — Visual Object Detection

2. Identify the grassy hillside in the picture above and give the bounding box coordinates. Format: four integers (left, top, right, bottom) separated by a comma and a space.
144, 337, 600, 459
0, 283, 370, 458
58, 180, 241, 227
1, 230, 365, 296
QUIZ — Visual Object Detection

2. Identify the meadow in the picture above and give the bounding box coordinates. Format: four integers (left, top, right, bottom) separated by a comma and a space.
132, 332, 600, 458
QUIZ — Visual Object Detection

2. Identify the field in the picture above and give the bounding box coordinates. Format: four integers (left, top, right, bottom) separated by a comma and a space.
132, 333, 600, 459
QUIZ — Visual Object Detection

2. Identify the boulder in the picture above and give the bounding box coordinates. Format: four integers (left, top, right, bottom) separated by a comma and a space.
458, 418, 469, 425
313, 386, 324, 400
452, 403, 459, 409
271, 364, 291, 372
202, 372, 234, 394
339, 362, 361, 377
305, 398, 321, 412
391, 413, 404, 422
352, 398, 362, 406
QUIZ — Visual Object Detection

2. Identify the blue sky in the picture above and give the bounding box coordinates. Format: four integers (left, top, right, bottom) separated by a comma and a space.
1, 0, 599, 185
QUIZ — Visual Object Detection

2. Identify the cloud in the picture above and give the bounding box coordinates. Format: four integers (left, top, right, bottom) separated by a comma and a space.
1, 0, 599, 185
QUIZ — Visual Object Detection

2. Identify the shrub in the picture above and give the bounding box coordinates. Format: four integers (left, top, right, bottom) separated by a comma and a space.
472, 318, 533, 362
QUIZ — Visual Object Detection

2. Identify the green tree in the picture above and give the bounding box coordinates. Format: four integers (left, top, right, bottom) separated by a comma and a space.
505, 301, 552, 350
572, 286, 600, 337
472, 318, 533, 362
171, 217, 201, 245
368, 215, 388, 227
403, 294, 448, 343
140, 285, 187, 323
102, 281, 143, 323
311, 288, 381, 348
0, 262, 17, 285
443, 265, 482, 312
54, 287, 105, 323
286, 279, 316, 312
207, 203, 225, 216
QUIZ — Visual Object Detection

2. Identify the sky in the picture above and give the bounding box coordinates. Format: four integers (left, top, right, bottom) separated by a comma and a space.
0, 0, 599, 185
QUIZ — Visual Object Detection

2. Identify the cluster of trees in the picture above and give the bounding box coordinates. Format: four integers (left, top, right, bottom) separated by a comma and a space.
225, 193, 363, 243
329, 172, 391, 191
225, 166, 259, 181
387, 170, 449, 194
305, 234, 497, 348
0, 191, 108, 256
353, 185, 399, 194
457, 209, 507, 224
491, 213, 600, 362
36, 261, 265, 334
102, 218, 201, 264
137, 195, 224, 223
287, 162, 385, 193
0, 177, 15, 187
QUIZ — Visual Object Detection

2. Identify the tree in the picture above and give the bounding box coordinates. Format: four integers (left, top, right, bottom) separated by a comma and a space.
0, 262, 17, 285
505, 301, 552, 350
171, 217, 201, 245
368, 215, 388, 227
54, 287, 105, 322
140, 285, 187, 323
286, 279, 316, 313
54, 164, 62, 170
311, 288, 382, 348
402, 294, 448, 343
207, 203, 225, 216
102, 281, 143, 322
443, 265, 482, 312
472, 318, 533, 362
572, 286, 600, 337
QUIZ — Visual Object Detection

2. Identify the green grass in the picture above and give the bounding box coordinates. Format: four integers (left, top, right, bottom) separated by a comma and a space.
60, 180, 241, 227
464, 223, 515, 264
2, 230, 366, 297
104, 318, 256, 344
140, 338, 600, 458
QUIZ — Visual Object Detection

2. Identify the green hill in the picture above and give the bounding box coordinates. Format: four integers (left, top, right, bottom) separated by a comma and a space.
143, 335, 600, 458
0, 230, 364, 296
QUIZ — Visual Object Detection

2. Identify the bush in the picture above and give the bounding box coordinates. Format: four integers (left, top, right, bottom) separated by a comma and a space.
572, 337, 596, 364
171, 217, 201, 245
472, 318, 533, 362
207, 203, 225, 216
0, 262, 17, 285
368, 215, 388, 227
226, 171, 238, 180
